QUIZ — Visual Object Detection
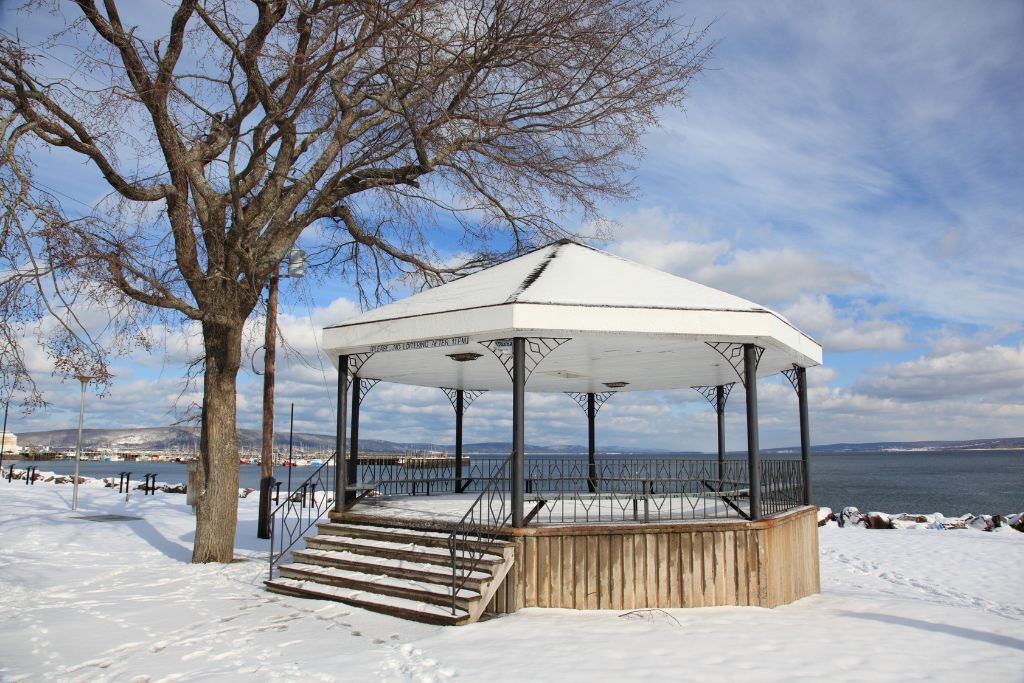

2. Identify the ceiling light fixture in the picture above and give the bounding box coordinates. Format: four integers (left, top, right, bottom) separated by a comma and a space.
603, 381, 629, 389
447, 352, 483, 362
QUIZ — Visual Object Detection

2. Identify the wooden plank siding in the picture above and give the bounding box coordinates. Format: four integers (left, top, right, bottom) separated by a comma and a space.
486, 506, 819, 614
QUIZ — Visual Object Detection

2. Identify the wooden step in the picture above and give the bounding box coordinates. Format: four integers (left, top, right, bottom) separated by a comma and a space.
304, 534, 507, 570
266, 576, 471, 626
277, 562, 480, 610
317, 522, 509, 553
292, 548, 490, 590
269, 520, 516, 626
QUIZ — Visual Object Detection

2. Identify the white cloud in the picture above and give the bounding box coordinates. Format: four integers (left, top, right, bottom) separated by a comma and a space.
855, 344, 1024, 403
781, 295, 911, 352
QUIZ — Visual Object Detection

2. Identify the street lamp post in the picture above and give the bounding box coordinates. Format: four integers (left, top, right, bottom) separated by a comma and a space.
257, 248, 306, 539
0, 395, 9, 476
71, 375, 91, 511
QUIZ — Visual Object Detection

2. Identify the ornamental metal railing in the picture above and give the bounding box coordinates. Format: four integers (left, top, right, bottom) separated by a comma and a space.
268, 453, 335, 579
522, 458, 753, 524
760, 459, 804, 516
348, 455, 804, 523
446, 453, 512, 615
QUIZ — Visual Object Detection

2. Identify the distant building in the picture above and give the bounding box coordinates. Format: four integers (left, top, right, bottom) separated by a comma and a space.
0, 432, 18, 455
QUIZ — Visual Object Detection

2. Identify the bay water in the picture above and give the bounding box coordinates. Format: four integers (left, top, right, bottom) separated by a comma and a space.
9, 449, 1022, 515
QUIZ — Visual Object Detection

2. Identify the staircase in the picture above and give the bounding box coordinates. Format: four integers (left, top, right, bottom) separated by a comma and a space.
265, 520, 515, 626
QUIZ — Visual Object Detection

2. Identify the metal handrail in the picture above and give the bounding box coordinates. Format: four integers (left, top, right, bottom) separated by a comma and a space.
446, 452, 513, 615
268, 452, 336, 580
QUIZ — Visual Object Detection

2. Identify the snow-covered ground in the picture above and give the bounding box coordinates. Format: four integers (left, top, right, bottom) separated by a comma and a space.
1, 478, 1022, 682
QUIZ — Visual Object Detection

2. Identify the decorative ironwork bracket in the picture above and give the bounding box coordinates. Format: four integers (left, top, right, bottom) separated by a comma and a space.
347, 352, 375, 376
691, 384, 735, 413
781, 365, 801, 395
564, 391, 616, 415
706, 342, 764, 387
356, 378, 380, 406
441, 388, 488, 413
479, 337, 571, 383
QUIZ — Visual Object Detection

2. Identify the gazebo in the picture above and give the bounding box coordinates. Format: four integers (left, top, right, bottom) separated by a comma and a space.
267, 240, 823, 624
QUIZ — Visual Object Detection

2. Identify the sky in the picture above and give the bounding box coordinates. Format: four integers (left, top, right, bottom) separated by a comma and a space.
1, 1, 1022, 451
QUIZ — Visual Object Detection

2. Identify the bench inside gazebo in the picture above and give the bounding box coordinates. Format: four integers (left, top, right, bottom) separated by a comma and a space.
265, 240, 822, 625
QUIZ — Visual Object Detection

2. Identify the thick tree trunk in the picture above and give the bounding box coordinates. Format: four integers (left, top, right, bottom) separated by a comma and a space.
192, 318, 244, 563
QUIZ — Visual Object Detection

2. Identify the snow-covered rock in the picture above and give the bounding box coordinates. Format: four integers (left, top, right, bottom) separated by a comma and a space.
817, 507, 835, 526
866, 512, 893, 529
839, 506, 866, 528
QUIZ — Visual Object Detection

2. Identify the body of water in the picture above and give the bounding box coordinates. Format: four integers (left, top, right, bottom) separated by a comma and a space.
8, 449, 1022, 515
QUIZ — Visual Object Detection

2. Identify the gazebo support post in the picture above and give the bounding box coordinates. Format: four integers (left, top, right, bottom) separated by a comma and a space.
512, 337, 525, 527
744, 344, 762, 521
797, 366, 812, 505
334, 355, 349, 513
587, 392, 597, 493
455, 389, 465, 493
348, 377, 361, 506
716, 385, 726, 481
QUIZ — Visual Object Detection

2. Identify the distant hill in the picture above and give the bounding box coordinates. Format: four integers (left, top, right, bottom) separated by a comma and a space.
10, 426, 679, 455
765, 436, 1024, 454
10, 427, 1022, 455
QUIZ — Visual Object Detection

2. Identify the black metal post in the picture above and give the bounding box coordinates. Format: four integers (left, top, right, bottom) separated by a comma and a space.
587, 392, 597, 493
716, 385, 726, 481
512, 337, 525, 527
455, 389, 464, 493
796, 366, 812, 506
744, 344, 762, 521
0, 398, 8, 478
348, 378, 360, 505
334, 355, 349, 513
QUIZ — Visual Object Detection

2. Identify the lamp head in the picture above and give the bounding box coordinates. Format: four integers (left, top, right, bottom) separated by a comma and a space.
285, 248, 307, 278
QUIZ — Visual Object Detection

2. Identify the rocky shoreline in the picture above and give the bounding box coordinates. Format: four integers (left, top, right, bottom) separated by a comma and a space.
819, 506, 1023, 533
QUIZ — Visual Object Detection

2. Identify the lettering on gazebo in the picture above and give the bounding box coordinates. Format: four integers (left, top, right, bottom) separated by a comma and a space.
369, 336, 470, 353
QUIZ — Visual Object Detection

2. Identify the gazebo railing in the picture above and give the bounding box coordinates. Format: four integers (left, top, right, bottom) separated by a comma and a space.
447, 453, 513, 615
350, 455, 805, 523
523, 458, 753, 524
268, 452, 336, 579
760, 459, 804, 516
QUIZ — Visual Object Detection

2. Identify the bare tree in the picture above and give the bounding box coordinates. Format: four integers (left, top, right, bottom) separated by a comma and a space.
0, 0, 710, 562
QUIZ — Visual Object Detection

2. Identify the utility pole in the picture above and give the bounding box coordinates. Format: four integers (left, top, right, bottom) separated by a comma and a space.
0, 394, 9, 476
71, 375, 91, 511
257, 249, 306, 539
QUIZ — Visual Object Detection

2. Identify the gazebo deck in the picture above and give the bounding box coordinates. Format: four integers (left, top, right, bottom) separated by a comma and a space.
330, 495, 819, 613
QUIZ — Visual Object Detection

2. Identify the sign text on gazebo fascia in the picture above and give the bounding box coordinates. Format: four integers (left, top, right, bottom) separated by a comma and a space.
369, 336, 471, 353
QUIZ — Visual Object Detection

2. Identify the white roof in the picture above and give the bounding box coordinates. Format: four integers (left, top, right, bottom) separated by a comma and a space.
323, 241, 822, 392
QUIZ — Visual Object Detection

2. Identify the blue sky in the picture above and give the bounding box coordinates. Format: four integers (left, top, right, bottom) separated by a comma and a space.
3, 1, 1022, 450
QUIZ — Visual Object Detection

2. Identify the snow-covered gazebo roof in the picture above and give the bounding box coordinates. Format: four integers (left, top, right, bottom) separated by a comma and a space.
322, 240, 822, 392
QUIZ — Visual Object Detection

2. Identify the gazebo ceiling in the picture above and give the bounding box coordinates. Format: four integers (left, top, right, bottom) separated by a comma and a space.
322, 241, 822, 392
